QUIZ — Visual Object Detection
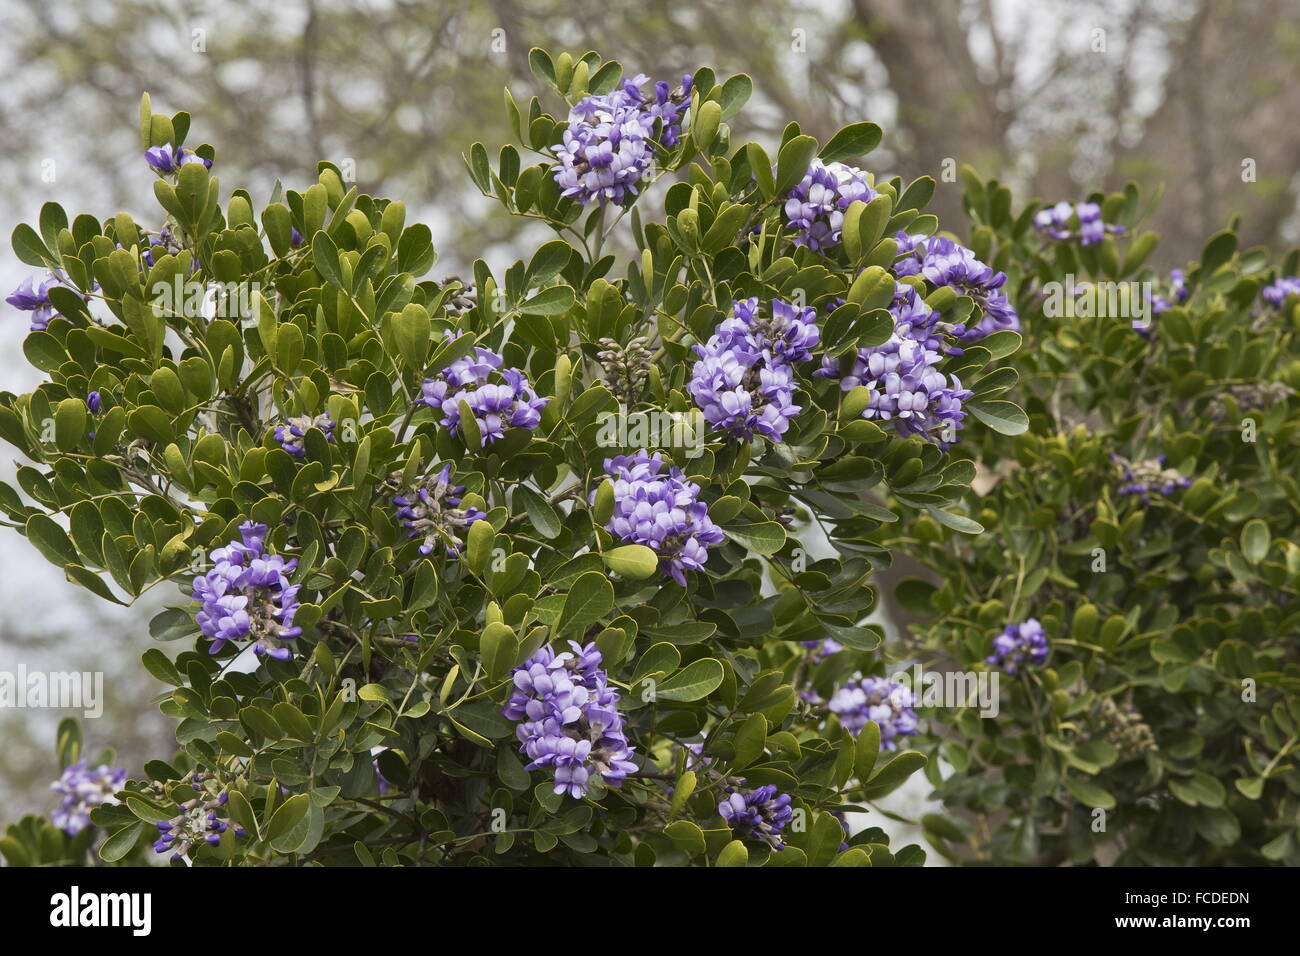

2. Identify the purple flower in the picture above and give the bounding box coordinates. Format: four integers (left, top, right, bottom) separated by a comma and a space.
718, 784, 795, 850
1033, 200, 1124, 246
417, 332, 548, 447
275, 412, 334, 457
986, 618, 1049, 674
894, 234, 1020, 340
828, 676, 918, 749
86, 391, 102, 415
816, 282, 972, 447
7, 271, 75, 332
601, 450, 725, 586
51, 759, 126, 835
552, 74, 692, 205
389, 463, 486, 556
153, 776, 245, 863
503, 642, 636, 798
144, 144, 212, 174
1262, 275, 1300, 309
1111, 452, 1192, 502
784, 158, 878, 251
192, 521, 300, 660
274, 412, 335, 458
688, 297, 820, 442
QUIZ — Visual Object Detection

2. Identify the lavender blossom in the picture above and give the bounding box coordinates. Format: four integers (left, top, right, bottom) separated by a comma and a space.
144, 144, 212, 174
552, 74, 692, 205
388, 463, 486, 556
153, 777, 246, 863
191, 521, 301, 660
894, 233, 1020, 340
816, 282, 972, 447
986, 618, 1049, 674
601, 450, 725, 586
1112, 452, 1192, 502
718, 784, 795, 850
274, 412, 335, 458
1033, 200, 1124, 246
783, 158, 879, 251
1262, 276, 1300, 309
417, 332, 548, 446
51, 759, 126, 835
503, 642, 636, 798
688, 297, 820, 442
6, 271, 75, 332
827, 676, 919, 749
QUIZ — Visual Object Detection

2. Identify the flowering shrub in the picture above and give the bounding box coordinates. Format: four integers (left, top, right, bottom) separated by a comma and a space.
0, 51, 1027, 867
885, 171, 1300, 865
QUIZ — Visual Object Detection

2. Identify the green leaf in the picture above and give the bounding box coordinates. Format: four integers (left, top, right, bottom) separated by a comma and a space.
481, 621, 520, 681
601, 544, 658, 579
265, 793, 311, 841
12, 222, 57, 268
54, 398, 87, 452
515, 485, 561, 539
1065, 777, 1116, 810
558, 571, 615, 637
819, 122, 883, 164
99, 822, 143, 862
312, 231, 344, 289
1241, 519, 1270, 564
967, 400, 1029, 435
465, 513, 493, 574
25, 514, 80, 567
924, 507, 984, 535
773, 135, 819, 195
657, 658, 725, 702
722, 522, 786, 555
715, 839, 749, 867
518, 285, 574, 316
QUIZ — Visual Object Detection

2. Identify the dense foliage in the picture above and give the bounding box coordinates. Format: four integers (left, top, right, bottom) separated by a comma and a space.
0, 51, 1027, 867
3, 47, 1294, 870
887, 175, 1300, 865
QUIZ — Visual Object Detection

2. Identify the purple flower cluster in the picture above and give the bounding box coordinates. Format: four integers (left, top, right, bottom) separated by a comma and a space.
144, 144, 212, 175
986, 618, 1049, 674
51, 759, 126, 835
801, 636, 844, 662
274, 412, 335, 458
154, 780, 245, 863
1033, 201, 1124, 246
1151, 268, 1189, 316
1112, 452, 1192, 502
688, 297, 820, 442
6, 271, 75, 332
602, 451, 724, 586
552, 73, 692, 205
192, 521, 301, 661
816, 282, 972, 447
895, 233, 1020, 340
1262, 276, 1300, 308
390, 463, 486, 555
827, 676, 919, 750
417, 333, 548, 446
502, 642, 636, 798
783, 158, 879, 251
718, 784, 795, 850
